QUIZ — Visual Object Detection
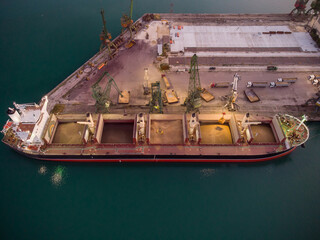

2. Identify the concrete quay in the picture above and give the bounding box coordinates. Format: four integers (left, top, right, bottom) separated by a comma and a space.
46, 14, 320, 121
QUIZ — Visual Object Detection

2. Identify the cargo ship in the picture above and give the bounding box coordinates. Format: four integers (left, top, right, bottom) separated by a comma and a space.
1, 96, 309, 162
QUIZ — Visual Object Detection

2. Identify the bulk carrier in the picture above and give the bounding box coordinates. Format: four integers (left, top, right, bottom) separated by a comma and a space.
1, 96, 309, 162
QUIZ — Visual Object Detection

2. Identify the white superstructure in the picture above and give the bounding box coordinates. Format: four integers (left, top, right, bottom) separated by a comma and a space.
2, 96, 50, 146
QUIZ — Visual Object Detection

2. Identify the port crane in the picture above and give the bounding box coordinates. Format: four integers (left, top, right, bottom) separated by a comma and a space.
100, 9, 117, 58
121, 0, 136, 41
307, 0, 320, 15
222, 73, 240, 111
92, 71, 123, 113
149, 81, 163, 113
290, 0, 309, 15
184, 54, 202, 113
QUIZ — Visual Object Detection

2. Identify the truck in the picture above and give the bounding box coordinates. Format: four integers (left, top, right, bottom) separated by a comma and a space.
277, 77, 297, 83
246, 82, 268, 88
270, 82, 289, 88
267, 66, 278, 71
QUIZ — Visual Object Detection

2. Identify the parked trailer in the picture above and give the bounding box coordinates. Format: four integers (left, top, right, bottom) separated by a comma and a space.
165, 90, 179, 103
200, 88, 215, 102
246, 82, 268, 88
244, 89, 260, 103
277, 78, 297, 83
270, 82, 289, 88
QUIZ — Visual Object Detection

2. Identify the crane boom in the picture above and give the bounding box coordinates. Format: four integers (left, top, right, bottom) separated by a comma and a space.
129, 0, 133, 20
101, 9, 108, 36
121, 0, 136, 41
223, 73, 240, 111
100, 9, 117, 56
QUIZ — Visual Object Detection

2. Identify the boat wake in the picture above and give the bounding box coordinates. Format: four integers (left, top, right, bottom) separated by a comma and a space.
51, 166, 65, 186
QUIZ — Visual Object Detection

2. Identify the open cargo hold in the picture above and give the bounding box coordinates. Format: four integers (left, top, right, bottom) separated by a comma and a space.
2, 97, 309, 163
101, 121, 134, 144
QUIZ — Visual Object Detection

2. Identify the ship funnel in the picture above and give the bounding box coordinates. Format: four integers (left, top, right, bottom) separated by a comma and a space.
7, 107, 21, 124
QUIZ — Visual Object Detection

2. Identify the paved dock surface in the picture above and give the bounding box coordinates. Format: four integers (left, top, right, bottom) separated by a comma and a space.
46, 14, 320, 120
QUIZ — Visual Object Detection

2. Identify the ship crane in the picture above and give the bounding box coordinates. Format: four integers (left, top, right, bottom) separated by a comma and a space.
121, 0, 136, 45
92, 71, 123, 113
223, 73, 240, 111
240, 113, 261, 133
188, 113, 200, 142
77, 113, 95, 134
240, 113, 261, 141
100, 9, 117, 58
136, 113, 146, 142
184, 54, 202, 113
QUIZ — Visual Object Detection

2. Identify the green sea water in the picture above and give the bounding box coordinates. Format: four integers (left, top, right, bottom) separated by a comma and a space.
1, 1, 320, 239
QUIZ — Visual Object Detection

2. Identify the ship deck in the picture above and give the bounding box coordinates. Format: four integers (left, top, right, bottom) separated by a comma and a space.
36, 144, 287, 162
28, 112, 288, 160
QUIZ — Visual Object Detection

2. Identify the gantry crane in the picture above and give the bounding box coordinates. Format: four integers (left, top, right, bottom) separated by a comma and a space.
184, 54, 202, 113
121, 0, 136, 40
149, 81, 163, 113
92, 71, 123, 113
100, 9, 117, 58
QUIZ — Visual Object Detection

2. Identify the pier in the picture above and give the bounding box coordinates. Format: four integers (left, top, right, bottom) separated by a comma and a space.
45, 14, 320, 120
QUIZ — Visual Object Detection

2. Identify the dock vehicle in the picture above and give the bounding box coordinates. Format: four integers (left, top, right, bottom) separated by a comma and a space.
267, 66, 278, 71
277, 77, 297, 83
244, 89, 260, 103
270, 81, 289, 87
246, 82, 268, 88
